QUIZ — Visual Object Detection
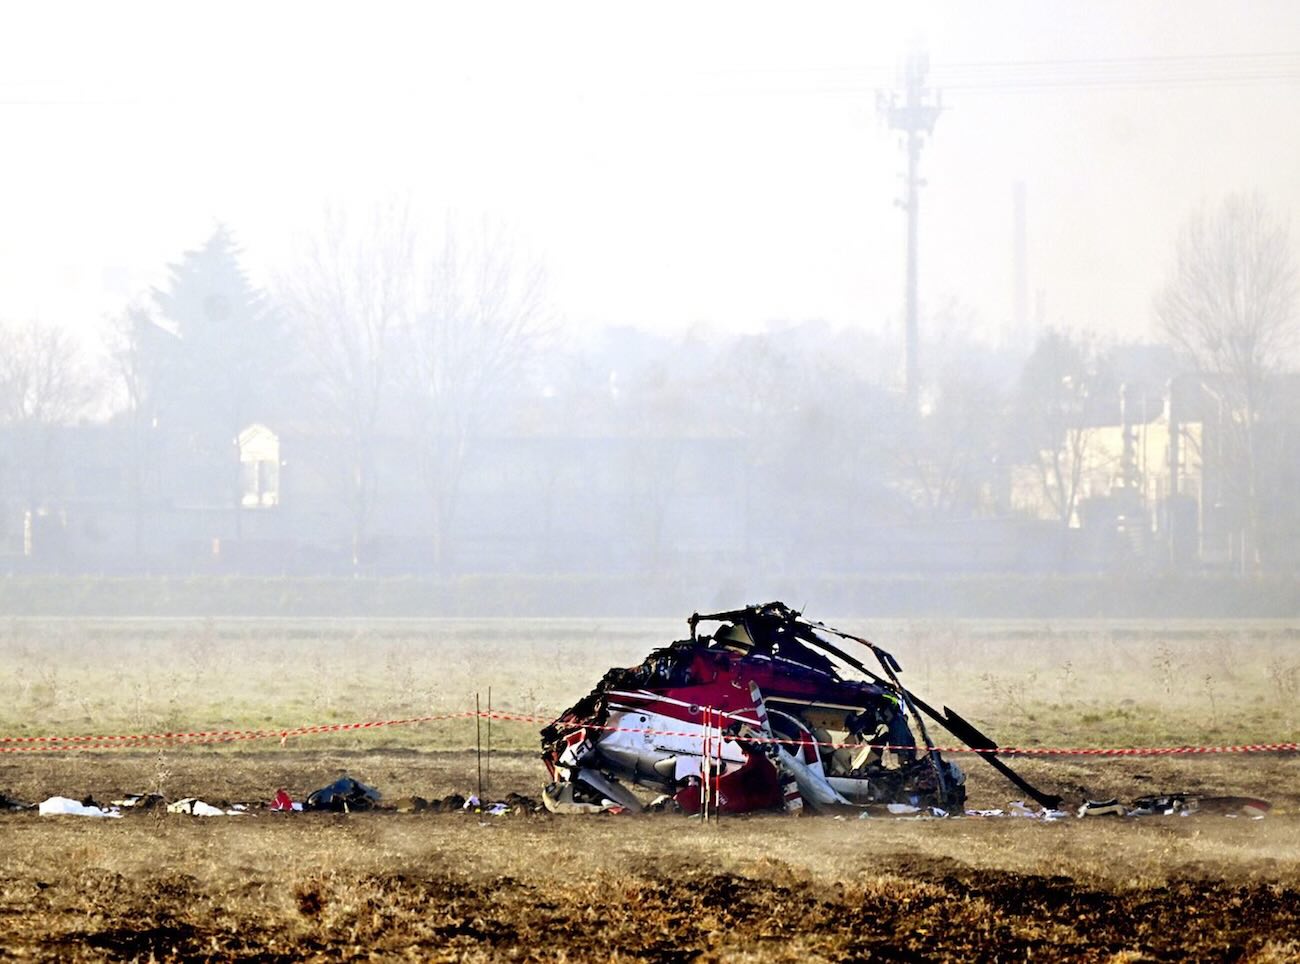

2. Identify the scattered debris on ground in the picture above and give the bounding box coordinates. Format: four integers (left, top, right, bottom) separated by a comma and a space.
2, 781, 1275, 823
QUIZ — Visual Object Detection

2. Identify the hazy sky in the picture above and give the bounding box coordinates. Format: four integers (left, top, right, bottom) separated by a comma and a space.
3, 1, 1299, 352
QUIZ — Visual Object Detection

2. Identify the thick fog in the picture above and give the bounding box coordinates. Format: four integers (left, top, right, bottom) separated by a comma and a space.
1, 2, 1298, 614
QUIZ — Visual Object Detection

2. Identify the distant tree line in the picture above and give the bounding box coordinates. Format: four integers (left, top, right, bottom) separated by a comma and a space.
0, 193, 1296, 576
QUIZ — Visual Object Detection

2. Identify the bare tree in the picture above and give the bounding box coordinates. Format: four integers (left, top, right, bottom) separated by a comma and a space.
402, 222, 548, 572
1016, 329, 1115, 528
108, 304, 168, 556
718, 329, 899, 554
278, 205, 415, 569
619, 359, 698, 573
0, 321, 98, 553
892, 367, 1003, 522
0, 321, 94, 427
1155, 193, 1299, 570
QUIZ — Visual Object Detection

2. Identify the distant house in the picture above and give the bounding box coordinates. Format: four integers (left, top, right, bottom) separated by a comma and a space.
238, 423, 280, 509
1009, 370, 1300, 571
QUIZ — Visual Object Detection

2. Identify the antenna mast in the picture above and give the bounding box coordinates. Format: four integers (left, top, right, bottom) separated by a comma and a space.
881, 49, 942, 411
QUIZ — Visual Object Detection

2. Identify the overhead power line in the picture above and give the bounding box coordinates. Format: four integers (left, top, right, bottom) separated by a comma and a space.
708, 52, 1300, 95
934, 52, 1300, 91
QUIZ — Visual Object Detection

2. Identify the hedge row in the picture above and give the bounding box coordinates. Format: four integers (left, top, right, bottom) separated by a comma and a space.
0, 573, 1296, 619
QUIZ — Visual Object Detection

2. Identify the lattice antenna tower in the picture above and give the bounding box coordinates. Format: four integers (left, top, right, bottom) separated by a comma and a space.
878, 49, 942, 412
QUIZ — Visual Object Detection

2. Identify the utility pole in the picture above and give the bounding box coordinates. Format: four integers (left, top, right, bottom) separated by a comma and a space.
881, 49, 941, 412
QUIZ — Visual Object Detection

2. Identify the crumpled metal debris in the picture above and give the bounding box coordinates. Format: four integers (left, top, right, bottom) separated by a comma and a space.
304, 776, 382, 812
1079, 793, 1271, 819
542, 780, 627, 814
111, 793, 165, 811
541, 602, 1064, 818
964, 802, 1071, 820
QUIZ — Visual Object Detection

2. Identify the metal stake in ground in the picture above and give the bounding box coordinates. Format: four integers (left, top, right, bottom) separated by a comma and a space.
714, 709, 724, 824
475, 692, 483, 810
707, 707, 715, 824
714, 711, 723, 826
486, 686, 492, 797
700, 707, 706, 822
701, 706, 712, 823
707, 707, 714, 823
698, 707, 706, 823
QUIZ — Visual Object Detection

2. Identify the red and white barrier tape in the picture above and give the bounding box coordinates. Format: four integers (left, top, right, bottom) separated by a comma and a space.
0, 712, 477, 754
494, 710, 1300, 756
2, 709, 1296, 757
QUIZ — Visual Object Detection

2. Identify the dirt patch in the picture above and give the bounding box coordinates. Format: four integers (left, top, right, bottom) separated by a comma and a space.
15, 861, 1300, 961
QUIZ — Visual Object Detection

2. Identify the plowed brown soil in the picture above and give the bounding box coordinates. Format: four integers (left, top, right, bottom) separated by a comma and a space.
16, 858, 1300, 962
3, 749, 1299, 961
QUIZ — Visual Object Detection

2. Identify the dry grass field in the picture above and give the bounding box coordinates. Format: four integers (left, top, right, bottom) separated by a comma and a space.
1, 616, 1298, 960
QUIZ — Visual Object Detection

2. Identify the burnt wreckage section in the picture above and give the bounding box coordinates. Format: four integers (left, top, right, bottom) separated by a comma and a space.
541, 602, 1061, 815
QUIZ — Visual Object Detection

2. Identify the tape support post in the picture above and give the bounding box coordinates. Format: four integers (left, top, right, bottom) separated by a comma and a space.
0, 709, 1296, 757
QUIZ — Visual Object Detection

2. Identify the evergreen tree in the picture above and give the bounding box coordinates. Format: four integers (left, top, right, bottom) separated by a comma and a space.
150, 226, 287, 526
153, 226, 280, 449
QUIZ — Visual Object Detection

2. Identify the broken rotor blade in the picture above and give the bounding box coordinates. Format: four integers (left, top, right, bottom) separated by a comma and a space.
936, 704, 998, 751
790, 620, 1063, 810
796, 615, 905, 676
905, 696, 1064, 811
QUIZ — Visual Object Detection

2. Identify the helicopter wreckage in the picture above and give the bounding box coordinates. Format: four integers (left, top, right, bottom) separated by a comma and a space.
541, 602, 1063, 816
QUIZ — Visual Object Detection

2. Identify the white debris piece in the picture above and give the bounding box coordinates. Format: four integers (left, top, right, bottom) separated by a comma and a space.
886, 803, 921, 815
166, 798, 245, 816
38, 796, 121, 818
966, 804, 1072, 820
